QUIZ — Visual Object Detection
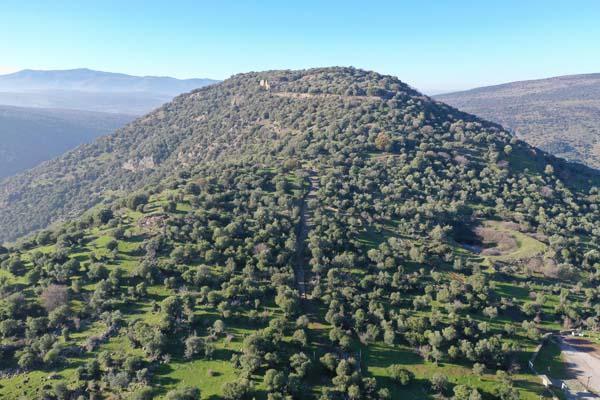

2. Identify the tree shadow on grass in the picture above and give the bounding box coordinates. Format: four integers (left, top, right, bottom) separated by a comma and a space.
117, 299, 149, 316
512, 377, 547, 396
211, 348, 236, 362
124, 233, 147, 244
71, 253, 91, 263
375, 375, 434, 400
150, 363, 179, 395
364, 344, 423, 368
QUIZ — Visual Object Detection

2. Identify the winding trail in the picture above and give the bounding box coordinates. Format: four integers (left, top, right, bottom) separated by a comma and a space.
293, 171, 318, 300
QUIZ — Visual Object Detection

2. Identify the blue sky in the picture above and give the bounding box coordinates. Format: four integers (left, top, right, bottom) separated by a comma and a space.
2, 0, 600, 93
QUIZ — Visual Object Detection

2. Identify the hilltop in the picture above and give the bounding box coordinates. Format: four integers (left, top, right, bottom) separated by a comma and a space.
435, 73, 600, 169
0, 67, 598, 399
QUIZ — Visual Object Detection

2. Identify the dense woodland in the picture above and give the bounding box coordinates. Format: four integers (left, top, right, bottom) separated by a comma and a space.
0, 68, 598, 399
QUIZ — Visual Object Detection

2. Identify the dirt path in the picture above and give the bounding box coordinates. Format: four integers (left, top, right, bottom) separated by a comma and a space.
293, 171, 318, 300
560, 336, 600, 397
562, 379, 598, 400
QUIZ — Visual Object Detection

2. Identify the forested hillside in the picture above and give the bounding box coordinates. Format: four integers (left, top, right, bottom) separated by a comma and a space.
0, 68, 598, 399
0, 106, 133, 179
435, 73, 600, 169
0, 68, 597, 242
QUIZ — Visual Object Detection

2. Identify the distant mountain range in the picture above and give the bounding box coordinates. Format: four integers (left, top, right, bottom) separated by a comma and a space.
0, 105, 133, 179
435, 73, 600, 169
0, 68, 216, 179
0, 68, 217, 114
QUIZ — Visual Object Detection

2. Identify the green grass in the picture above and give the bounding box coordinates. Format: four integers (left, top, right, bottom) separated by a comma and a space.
0, 185, 573, 400
0, 364, 81, 399
533, 339, 570, 379
155, 357, 239, 399
366, 342, 554, 400
484, 220, 546, 262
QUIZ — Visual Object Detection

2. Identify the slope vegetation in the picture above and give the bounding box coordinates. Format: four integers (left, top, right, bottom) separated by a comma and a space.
0, 68, 598, 400
435, 73, 600, 169
1, 68, 597, 242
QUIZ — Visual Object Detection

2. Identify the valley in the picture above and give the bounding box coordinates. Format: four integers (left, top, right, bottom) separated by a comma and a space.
0, 106, 134, 179
0, 69, 216, 181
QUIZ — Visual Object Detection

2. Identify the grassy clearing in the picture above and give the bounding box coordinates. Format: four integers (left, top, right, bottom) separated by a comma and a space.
481, 220, 546, 261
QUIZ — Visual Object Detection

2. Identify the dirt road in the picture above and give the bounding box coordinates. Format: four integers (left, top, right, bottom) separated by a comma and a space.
560, 336, 600, 397
293, 172, 318, 300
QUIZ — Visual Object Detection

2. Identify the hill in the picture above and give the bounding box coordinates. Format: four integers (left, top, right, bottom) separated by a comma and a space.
0, 69, 217, 114
0, 67, 598, 399
0, 67, 597, 243
0, 105, 133, 179
435, 73, 600, 169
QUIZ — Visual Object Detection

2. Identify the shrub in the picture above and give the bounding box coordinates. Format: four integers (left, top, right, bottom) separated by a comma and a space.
388, 365, 414, 385
222, 378, 251, 400
127, 193, 149, 210
40, 284, 68, 312
165, 386, 201, 400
